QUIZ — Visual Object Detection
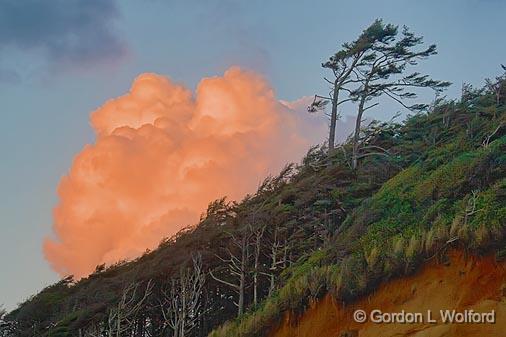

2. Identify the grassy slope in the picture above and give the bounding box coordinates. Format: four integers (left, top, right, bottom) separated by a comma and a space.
209, 95, 506, 337
5, 84, 506, 337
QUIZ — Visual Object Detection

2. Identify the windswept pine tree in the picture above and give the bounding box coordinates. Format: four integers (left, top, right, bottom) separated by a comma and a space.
310, 19, 449, 165
2, 20, 506, 337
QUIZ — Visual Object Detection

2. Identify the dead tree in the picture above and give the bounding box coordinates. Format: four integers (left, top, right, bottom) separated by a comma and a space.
260, 226, 290, 296
160, 254, 206, 337
210, 229, 252, 317
485, 65, 506, 107
106, 280, 153, 337
482, 122, 504, 148
250, 225, 266, 307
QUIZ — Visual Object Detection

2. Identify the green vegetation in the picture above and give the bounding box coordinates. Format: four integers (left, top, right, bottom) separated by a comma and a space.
210, 81, 506, 337
2, 21, 506, 337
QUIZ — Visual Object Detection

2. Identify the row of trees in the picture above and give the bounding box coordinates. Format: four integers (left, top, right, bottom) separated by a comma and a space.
310, 19, 450, 168
209, 224, 290, 317
81, 157, 353, 337
4, 18, 504, 337
2, 162, 337, 337
64, 256, 205, 337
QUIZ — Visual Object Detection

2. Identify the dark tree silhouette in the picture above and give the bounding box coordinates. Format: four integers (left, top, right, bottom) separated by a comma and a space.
349, 21, 450, 168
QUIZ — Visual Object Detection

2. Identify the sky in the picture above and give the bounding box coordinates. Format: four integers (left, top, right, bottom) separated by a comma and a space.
1, 0, 505, 311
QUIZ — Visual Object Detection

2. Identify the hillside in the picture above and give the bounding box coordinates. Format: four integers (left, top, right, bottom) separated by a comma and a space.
269, 251, 506, 337
209, 79, 506, 337
2, 74, 505, 337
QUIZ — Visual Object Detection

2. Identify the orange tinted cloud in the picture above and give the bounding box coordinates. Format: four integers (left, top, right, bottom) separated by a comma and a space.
43, 67, 324, 278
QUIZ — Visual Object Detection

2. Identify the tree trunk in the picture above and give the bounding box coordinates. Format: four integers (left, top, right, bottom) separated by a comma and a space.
328, 83, 340, 154
269, 274, 275, 296
238, 236, 247, 316
209, 231, 250, 318
253, 273, 258, 307
352, 95, 366, 169
252, 226, 264, 307
238, 274, 244, 316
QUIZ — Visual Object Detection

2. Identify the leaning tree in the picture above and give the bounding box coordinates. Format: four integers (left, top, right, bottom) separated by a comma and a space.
349, 21, 450, 169
310, 19, 398, 154
310, 19, 450, 165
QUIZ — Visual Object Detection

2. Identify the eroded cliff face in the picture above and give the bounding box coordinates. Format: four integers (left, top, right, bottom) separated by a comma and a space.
269, 252, 506, 337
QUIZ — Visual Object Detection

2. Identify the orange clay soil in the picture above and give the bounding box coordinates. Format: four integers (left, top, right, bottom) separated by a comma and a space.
269, 251, 506, 337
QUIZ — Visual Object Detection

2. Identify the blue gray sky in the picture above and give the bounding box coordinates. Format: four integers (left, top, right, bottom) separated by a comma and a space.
1, 0, 505, 310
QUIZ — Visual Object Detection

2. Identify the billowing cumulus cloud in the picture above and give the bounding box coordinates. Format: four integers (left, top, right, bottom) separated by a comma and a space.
44, 67, 329, 278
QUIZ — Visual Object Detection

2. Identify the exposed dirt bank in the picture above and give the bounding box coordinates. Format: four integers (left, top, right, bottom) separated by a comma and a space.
269, 251, 506, 337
